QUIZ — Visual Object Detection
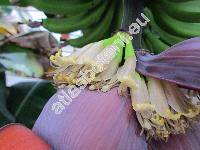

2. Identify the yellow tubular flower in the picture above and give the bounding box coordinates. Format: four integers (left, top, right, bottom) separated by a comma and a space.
70, 43, 94, 61
50, 35, 116, 86
89, 44, 123, 91
147, 77, 181, 120
130, 73, 152, 114
100, 33, 137, 93
50, 32, 127, 88
92, 33, 126, 74
130, 74, 169, 140
76, 42, 102, 65
162, 81, 199, 118
93, 44, 120, 73
89, 59, 119, 91
50, 43, 93, 86
98, 58, 119, 81
116, 39, 138, 95
50, 43, 93, 67
137, 77, 199, 140
74, 42, 104, 86
135, 78, 199, 139
76, 34, 126, 87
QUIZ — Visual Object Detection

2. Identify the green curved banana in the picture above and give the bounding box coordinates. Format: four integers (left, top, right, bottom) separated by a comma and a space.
21, 0, 102, 15
143, 28, 169, 54
43, 1, 108, 33
144, 7, 185, 45
143, 36, 154, 53
43, 12, 86, 33
144, 37, 154, 53
151, 5, 200, 38
68, 0, 116, 47
153, 0, 200, 22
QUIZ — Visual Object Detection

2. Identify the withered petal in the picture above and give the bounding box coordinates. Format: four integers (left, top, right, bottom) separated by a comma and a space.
136, 37, 200, 90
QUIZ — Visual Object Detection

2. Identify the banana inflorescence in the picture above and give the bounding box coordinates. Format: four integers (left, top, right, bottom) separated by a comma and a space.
17, 0, 200, 141
20, 0, 124, 47
49, 32, 200, 141
142, 0, 200, 54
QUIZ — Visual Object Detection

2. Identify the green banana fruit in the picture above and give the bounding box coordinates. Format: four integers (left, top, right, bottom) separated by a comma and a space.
68, 0, 116, 47
153, 0, 200, 22
143, 28, 169, 54
143, 36, 155, 53
151, 5, 200, 38
43, 1, 108, 33
144, 7, 185, 45
43, 12, 86, 33
21, 0, 102, 15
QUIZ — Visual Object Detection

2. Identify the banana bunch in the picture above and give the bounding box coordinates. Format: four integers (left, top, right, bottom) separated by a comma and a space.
48, 32, 200, 140
142, 0, 200, 54
20, 0, 123, 47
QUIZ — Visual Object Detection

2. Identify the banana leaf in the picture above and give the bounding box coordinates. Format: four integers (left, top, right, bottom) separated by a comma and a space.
0, 71, 15, 127
5, 81, 56, 128
0, 52, 44, 77
0, 0, 10, 5
9, 31, 59, 54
